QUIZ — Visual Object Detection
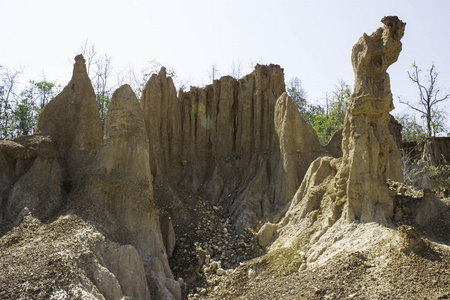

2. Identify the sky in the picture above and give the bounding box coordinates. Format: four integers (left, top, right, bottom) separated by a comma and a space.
1, 0, 450, 129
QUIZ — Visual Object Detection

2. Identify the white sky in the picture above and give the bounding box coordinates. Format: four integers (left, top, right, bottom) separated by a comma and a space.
1, 0, 450, 129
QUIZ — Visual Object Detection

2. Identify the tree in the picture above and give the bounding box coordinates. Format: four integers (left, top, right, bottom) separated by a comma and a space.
11, 89, 38, 136
230, 59, 243, 79
30, 79, 60, 112
79, 42, 116, 129
0, 66, 22, 139
208, 65, 219, 82
287, 77, 307, 112
8, 79, 60, 137
328, 80, 351, 129
93, 54, 113, 128
399, 62, 449, 137
286, 77, 351, 144
127, 60, 184, 99
396, 113, 426, 142
310, 80, 351, 144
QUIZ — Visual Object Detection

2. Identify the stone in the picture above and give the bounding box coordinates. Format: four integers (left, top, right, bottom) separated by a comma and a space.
298, 263, 307, 272
324, 128, 343, 158
91, 262, 124, 300
92, 84, 178, 299
216, 268, 225, 276
257, 222, 278, 247
421, 137, 450, 166
398, 225, 429, 254
248, 268, 256, 279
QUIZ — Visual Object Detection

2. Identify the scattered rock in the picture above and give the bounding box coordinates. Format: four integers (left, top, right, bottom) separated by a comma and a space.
398, 225, 429, 254
248, 268, 256, 279
216, 268, 225, 276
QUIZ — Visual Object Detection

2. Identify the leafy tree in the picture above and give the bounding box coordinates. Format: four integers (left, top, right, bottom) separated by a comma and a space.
328, 80, 351, 128
398, 62, 449, 137
396, 113, 426, 141
287, 77, 351, 145
8, 79, 60, 137
32, 80, 60, 109
311, 80, 351, 144
287, 77, 307, 113
11, 89, 38, 136
303, 103, 325, 128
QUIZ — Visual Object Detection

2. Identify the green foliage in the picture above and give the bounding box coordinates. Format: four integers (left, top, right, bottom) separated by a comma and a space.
12, 93, 38, 136
424, 155, 450, 191
32, 80, 59, 108
287, 78, 351, 145
0, 66, 59, 138
312, 81, 351, 144
97, 94, 111, 130
287, 77, 307, 113
430, 108, 447, 137
396, 114, 426, 142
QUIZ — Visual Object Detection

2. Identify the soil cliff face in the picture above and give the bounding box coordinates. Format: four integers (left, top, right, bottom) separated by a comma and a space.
0, 57, 180, 299
141, 65, 324, 232
0, 55, 324, 299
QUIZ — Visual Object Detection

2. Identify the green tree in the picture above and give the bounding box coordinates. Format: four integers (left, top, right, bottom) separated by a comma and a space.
311, 80, 351, 144
287, 77, 351, 144
399, 62, 449, 137
287, 77, 307, 113
396, 113, 426, 141
328, 80, 351, 128
11, 90, 38, 136
32, 80, 60, 109
8, 79, 59, 137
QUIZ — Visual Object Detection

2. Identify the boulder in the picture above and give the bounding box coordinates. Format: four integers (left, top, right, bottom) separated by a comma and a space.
257, 222, 278, 247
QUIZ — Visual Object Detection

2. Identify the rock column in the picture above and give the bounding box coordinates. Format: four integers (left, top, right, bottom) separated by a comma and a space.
338, 16, 406, 223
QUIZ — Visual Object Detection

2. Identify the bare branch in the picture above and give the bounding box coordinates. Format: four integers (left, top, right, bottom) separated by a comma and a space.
398, 96, 426, 115
403, 62, 449, 137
